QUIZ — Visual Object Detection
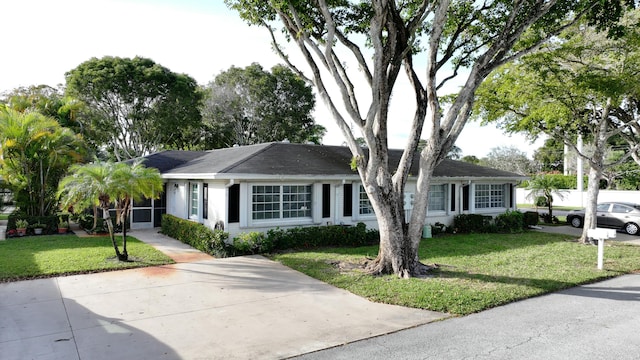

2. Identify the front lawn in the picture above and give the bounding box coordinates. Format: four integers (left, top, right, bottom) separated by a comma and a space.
0, 234, 175, 282
270, 232, 640, 315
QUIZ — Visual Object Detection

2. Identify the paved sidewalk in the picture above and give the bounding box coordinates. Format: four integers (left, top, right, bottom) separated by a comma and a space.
0, 228, 447, 360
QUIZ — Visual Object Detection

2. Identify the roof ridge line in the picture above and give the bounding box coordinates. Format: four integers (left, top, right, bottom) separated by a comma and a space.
217, 142, 278, 174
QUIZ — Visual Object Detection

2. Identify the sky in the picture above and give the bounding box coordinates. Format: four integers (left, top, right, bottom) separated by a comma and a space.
1, 0, 544, 158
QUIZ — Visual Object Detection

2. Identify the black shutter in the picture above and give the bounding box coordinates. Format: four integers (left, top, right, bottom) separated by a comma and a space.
343, 184, 353, 217
450, 184, 456, 211
228, 184, 240, 223
462, 185, 470, 211
322, 184, 331, 218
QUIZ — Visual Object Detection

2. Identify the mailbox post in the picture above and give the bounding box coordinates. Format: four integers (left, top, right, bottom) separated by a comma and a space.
586, 228, 616, 270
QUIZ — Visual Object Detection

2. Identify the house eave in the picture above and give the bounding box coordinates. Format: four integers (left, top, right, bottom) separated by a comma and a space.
161, 173, 528, 182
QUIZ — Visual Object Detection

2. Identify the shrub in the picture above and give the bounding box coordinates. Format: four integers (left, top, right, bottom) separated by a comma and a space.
266, 222, 379, 251
523, 211, 539, 227
535, 196, 548, 207
431, 222, 448, 236
75, 213, 127, 234
161, 214, 230, 257
539, 213, 560, 224
453, 214, 493, 233
494, 210, 525, 233
232, 231, 274, 255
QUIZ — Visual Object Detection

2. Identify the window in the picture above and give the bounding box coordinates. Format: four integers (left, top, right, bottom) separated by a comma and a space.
202, 183, 208, 219
252, 185, 312, 220
359, 185, 374, 215
428, 184, 445, 211
475, 184, 505, 209
252, 185, 280, 220
190, 183, 199, 218
282, 185, 312, 218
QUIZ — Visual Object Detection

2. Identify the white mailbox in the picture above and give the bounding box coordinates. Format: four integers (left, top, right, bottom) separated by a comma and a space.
587, 228, 616, 270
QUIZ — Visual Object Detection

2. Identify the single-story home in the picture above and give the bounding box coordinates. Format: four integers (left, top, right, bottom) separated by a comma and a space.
131, 142, 526, 237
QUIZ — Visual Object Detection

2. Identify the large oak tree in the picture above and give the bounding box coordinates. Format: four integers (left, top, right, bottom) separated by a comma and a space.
475, 8, 640, 242
65, 56, 203, 160
201, 63, 326, 148
227, 0, 630, 277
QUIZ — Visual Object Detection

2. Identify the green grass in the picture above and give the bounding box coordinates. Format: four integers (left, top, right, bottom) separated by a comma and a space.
270, 232, 640, 316
0, 234, 175, 282
0, 214, 8, 220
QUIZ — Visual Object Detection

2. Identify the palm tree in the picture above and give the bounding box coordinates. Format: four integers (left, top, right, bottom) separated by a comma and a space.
111, 161, 163, 259
58, 160, 162, 261
525, 174, 566, 222
0, 106, 85, 216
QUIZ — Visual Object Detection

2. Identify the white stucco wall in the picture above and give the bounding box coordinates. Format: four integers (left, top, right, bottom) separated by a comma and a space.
516, 188, 640, 208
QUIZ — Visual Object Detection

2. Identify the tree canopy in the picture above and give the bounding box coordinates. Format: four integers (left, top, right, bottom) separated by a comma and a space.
475, 7, 640, 241
225, 0, 629, 277
0, 106, 86, 217
200, 63, 325, 148
65, 56, 203, 160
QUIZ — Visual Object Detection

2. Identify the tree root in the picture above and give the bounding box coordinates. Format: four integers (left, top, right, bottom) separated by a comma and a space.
365, 258, 435, 278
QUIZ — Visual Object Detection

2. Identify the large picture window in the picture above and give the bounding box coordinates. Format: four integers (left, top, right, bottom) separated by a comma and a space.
475, 184, 505, 209
428, 184, 445, 211
359, 185, 374, 215
252, 185, 312, 220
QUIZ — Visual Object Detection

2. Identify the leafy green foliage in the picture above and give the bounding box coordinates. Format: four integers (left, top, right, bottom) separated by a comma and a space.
200, 63, 325, 148
6, 214, 68, 235
65, 56, 202, 160
452, 214, 495, 233
58, 160, 163, 261
494, 210, 526, 233
232, 231, 273, 255
266, 222, 379, 250
161, 214, 230, 258
0, 106, 86, 217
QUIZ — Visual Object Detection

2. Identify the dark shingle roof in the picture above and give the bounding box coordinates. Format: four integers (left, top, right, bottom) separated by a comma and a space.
134, 150, 208, 173
146, 142, 524, 179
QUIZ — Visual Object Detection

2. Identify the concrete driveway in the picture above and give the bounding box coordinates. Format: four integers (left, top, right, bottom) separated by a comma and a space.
0, 229, 446, 360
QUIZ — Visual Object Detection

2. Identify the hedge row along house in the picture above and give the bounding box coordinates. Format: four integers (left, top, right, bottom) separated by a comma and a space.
129, 142, 526, 237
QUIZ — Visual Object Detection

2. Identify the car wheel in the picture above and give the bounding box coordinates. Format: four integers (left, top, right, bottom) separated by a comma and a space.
624, 223, 639, 235
570, 216, 583, 228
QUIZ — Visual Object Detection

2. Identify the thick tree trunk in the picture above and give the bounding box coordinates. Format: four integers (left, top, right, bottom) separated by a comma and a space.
581, 166, 603, 244
365, 194, 432, 278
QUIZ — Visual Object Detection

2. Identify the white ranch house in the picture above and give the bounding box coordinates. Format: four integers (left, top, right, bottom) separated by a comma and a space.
130, 142, 526, 237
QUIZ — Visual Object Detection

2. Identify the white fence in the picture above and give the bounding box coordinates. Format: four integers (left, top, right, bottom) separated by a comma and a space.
516, 188, 640, 208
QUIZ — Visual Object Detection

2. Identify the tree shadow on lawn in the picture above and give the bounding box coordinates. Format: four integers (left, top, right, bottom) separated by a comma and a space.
433, 268, 629, 295
420, 231, 576, 259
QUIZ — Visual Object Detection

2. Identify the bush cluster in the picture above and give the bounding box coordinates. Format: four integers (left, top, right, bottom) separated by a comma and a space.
454, 211, 527, 234
161, 215, 380, 258
74, 213, 128, 234
7, 214, 68, 235
265, 222, 379, 251
494, 210, 526, 233
161, 214, 230, 257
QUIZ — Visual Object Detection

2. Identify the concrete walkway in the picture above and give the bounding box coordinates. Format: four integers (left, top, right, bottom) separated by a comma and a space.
0, 228, 447, 360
